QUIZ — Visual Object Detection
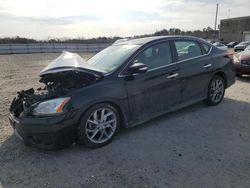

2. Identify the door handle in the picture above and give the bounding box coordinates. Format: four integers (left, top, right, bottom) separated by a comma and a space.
203, 64, 212, 69
167, 73, 179, 79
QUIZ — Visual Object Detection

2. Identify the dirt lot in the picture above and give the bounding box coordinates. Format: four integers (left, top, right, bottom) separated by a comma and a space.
0, 53, 250, 188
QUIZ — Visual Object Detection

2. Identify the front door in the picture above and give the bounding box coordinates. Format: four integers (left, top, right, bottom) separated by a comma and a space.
123, 41, 181, 123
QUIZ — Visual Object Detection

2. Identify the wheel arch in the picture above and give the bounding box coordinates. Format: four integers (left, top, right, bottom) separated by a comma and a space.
77, 101, 127, 129
213, 71, 228, 87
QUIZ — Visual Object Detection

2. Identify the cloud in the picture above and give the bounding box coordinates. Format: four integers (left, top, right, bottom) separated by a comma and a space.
121, 10, 172, 22
0, 0, 249, 38
0, 12, 102, 25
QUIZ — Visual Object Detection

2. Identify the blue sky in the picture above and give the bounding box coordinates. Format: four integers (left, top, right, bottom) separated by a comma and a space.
0, 0, 249, 39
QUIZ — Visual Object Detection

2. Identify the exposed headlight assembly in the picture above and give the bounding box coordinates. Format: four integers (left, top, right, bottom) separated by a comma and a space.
32, 97, 71, 116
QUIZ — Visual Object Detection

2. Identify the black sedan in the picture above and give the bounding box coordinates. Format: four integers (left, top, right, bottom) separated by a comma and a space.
9, 36, 235, 150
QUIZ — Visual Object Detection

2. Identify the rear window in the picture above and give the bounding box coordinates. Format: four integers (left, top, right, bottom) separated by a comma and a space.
174, 40, 203, 61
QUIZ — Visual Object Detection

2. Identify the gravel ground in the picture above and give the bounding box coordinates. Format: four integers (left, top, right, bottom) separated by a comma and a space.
0, 53, 250, 188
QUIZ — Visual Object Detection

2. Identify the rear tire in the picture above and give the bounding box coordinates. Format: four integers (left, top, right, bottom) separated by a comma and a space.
236, 73, 242, 77
77, 103, 120, 148
204, 75, 225, 106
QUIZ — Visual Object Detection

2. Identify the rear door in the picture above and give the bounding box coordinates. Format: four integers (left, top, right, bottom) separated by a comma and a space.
173, 40, 213, 103
122, 41, 181, 123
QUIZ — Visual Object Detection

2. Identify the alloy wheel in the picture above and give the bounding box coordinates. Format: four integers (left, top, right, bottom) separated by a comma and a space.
85, 107, 117, 144
209, 78, 225, 103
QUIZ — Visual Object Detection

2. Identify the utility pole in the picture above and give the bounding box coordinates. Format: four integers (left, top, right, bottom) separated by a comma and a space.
214, 3, 219, 40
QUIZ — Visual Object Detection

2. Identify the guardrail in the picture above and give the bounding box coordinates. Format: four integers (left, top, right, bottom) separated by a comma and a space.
0, 43, 112, 54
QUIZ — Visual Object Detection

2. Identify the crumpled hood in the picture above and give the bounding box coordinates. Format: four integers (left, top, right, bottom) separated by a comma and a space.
39, 51, 103, 77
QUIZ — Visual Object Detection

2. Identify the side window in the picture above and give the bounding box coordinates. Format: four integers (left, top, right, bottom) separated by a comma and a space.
201, 42, 211, 54
133, 42, 172, 70
174, 40, 202, 61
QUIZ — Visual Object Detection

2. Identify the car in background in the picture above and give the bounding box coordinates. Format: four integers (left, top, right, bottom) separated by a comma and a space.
113, 38, 130, 45
234, 41, 250, 52
9, 36, 235, 150
233, 44, 250, 76
227, 41, 238, 48
213, 42, 228, 51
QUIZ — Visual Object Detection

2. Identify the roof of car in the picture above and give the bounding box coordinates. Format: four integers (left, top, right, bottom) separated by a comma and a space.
113, 35, 205, 45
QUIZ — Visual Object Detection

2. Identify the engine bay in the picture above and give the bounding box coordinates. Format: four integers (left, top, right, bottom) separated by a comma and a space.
10, 70, 100, 118
9, 51, 104, 118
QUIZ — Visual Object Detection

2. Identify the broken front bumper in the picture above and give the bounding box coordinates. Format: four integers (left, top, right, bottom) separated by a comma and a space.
8, 112, 77, 150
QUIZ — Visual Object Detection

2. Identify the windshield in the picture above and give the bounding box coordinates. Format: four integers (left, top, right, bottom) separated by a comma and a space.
87, 44, 140, 73
239, 41, 250, 45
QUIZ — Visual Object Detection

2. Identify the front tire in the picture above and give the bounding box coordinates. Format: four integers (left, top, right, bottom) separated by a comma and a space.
204, 75, 225, 106
77, 103, 120, 148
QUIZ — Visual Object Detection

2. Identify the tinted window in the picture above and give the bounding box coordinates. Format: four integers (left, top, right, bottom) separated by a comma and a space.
174, 40, 202, 61
133, 42, 172, 70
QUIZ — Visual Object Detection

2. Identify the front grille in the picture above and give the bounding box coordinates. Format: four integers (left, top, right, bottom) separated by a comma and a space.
241, 60, 250, 65
9, 97, 24, 119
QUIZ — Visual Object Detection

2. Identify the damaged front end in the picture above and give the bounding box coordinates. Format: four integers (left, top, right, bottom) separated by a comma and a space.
9, 51, 104, 149
10, 51, 103, 119
9, 88, 50, 119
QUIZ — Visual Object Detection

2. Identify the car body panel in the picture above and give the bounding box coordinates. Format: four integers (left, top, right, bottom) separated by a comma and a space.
40, 51, 104, 77
124, 63, 181, 123
8, 111, 77, 149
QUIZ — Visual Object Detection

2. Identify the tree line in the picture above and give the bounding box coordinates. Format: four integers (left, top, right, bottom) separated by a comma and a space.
0, 27, 218, 44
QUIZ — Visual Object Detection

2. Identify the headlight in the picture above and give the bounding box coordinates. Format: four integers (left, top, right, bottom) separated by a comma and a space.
32, 97, 71, 116
233, 55, 240, 63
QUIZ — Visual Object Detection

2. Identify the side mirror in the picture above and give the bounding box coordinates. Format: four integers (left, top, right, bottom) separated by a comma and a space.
129, 62, 148, 74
